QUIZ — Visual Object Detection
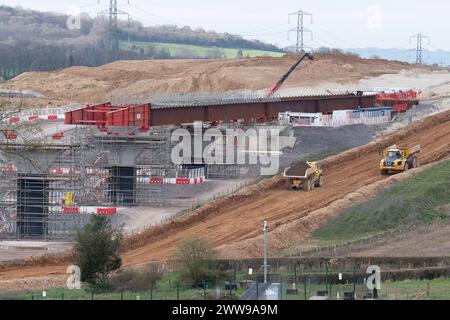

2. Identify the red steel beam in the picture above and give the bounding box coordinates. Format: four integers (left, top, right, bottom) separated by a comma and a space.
65, 94, 377, 128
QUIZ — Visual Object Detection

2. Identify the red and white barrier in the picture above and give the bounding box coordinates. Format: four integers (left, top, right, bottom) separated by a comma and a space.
2, 131, 17, 140
96, 207, 117, 215
63, 207, 80, 214
59, 206, 119, 215
3, 106, 78, 124
0, 165, 17, 174
51, 132, 64, 140
48, 167, 108, 176
137, 176, 206, 185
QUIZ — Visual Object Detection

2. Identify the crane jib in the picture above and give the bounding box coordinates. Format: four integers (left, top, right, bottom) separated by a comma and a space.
266, 53, 313, 97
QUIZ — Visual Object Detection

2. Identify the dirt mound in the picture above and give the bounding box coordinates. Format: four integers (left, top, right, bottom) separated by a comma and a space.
1, 54, 433, 104
123, 175, 285, 251
285, 161, 309, 176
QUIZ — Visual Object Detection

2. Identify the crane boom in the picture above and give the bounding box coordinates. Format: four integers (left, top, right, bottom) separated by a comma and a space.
266, 53, 314, 98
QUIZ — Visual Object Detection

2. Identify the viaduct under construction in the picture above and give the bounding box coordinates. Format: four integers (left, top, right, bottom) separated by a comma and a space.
0, 89, 418, 240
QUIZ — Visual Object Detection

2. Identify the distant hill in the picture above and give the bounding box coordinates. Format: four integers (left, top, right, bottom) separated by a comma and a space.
284, 45, 450, 67
344, 48, 450, 67
0, 5, 283, 79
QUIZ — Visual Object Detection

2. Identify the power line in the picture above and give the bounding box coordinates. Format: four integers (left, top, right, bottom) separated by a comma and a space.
312, 24, 360, 49
127, 2, 180, 25
428, 44, 449, 67
410, 33, 430, 65
288, 10, 312, 53
238, 23, 290, 36
98, 0, 129, 63
127, 13, 159, 26
242, 30, 288, 38
50, 2, 102, 14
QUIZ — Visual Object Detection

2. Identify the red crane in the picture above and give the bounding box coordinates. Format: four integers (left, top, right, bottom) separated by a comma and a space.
265, 52, 314, 98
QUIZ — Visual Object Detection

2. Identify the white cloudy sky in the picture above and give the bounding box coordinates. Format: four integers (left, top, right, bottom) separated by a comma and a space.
2, 0, 449, 50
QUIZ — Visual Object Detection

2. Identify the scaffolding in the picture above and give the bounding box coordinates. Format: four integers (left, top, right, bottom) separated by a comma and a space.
0, 122, 255, 240
0, 128, 127, 239
0, 165, 17, 237
0, 170, 113, 240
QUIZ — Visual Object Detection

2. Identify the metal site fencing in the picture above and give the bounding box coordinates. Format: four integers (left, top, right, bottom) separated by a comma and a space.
2, 266, 449, 300
291, 221, 450, 258
322, 110, 392, 127
1, 104, 81, 124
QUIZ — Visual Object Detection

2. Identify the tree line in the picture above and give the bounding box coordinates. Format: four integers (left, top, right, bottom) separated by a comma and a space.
0, 5, 283, 79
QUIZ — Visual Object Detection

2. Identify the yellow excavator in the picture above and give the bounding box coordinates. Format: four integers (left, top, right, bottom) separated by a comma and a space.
380, 144, 421, 175
283, 161, 323, 191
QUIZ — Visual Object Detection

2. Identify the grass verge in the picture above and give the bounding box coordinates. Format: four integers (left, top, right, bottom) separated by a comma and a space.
313, 160, 450, 241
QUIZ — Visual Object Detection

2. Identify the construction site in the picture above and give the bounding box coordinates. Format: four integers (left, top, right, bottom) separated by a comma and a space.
1, 40, 450, 300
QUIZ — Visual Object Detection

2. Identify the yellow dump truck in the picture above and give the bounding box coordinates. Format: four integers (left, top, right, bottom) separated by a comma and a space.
283, 161, 323, 191
380, 144, 421, 175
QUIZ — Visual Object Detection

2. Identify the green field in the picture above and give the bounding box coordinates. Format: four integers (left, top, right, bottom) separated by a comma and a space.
120, 40, 285, 59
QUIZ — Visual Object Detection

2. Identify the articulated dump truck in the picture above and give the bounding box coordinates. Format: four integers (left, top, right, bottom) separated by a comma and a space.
380, 144, 421, 175
283, 161, 323, 191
